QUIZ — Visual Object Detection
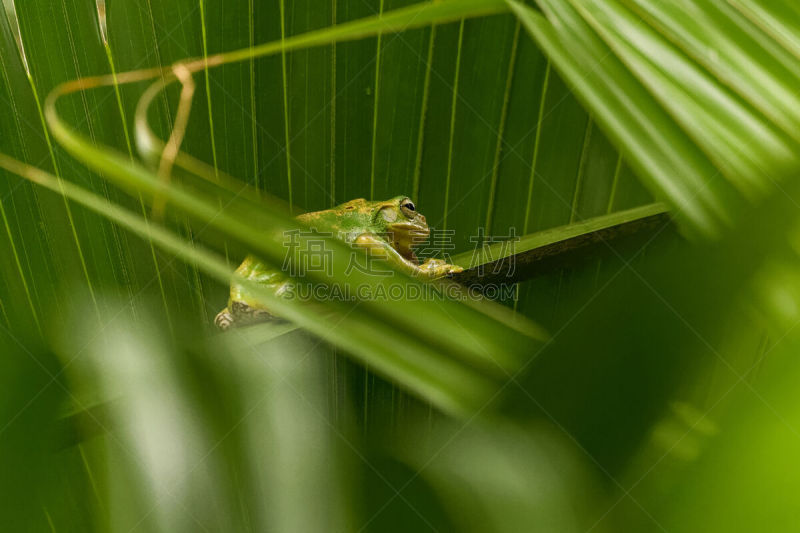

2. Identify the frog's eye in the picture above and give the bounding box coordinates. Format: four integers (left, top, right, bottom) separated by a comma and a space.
400, 199, 416, 217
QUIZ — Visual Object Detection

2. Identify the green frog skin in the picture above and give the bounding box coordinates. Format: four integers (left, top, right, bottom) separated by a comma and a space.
215, 195, 463, 330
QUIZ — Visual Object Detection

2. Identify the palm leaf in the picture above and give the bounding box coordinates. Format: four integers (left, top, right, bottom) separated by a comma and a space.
0, 0, 645, 415
509, 0, 800, 236
6, 0, 800, 531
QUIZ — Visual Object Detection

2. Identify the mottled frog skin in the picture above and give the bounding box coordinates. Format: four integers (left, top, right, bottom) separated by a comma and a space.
215, 195, 462, 330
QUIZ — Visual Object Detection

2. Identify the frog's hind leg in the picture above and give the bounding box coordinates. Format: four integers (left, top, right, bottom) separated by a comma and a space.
214, 307, 235, 330
215, 301, 278, 331
231, 301, 276, 327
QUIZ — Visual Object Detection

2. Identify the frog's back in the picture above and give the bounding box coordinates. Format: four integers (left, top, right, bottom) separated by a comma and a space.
228, 200, 365, 301
296, 198, 377, 243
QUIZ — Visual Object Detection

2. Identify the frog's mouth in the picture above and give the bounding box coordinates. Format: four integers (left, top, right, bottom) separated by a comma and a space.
389, 222, 429, 260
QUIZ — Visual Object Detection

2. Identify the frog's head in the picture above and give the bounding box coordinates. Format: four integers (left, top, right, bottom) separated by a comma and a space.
301, 196, 430, 259
371, 195, 429, 259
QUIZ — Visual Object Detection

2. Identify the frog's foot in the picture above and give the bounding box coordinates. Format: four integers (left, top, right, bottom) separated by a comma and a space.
418, 258, 464, 278
215, 308, 235, 330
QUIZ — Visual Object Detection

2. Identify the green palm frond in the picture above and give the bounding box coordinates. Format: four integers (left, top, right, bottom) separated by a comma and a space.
3, 0, 800, 531
510, 0, 800, 236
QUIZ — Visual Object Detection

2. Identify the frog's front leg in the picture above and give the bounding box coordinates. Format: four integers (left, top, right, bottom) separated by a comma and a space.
353, 234, 462, 278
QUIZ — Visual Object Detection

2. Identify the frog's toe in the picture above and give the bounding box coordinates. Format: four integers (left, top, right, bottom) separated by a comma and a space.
215, 308, 234, 330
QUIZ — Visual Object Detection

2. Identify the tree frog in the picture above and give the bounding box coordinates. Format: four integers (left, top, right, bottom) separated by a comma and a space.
215, 195, 463, 330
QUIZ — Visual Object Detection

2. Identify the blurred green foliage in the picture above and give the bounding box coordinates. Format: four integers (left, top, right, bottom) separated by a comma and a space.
2, 0, 800, 531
